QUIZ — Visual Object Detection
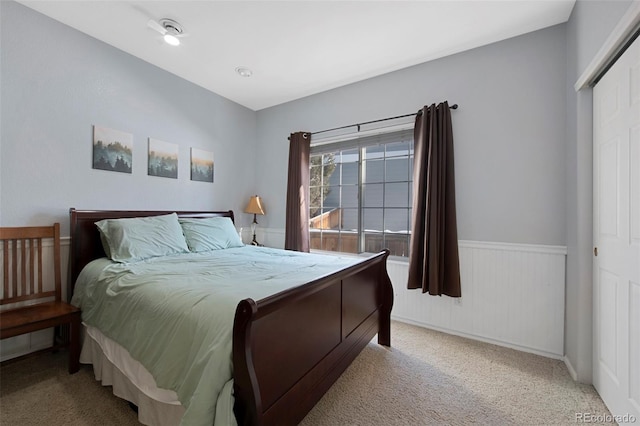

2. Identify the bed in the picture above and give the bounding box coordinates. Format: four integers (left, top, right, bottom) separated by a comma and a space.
68, 208, 393, 426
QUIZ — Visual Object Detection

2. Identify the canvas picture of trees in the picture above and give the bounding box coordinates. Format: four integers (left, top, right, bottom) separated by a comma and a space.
93, 125, 133, 174
148, 138, 178, 179
190, 148, 214, 183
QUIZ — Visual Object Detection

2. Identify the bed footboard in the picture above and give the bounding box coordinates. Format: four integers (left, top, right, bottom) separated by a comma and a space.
233, 250, 393, 426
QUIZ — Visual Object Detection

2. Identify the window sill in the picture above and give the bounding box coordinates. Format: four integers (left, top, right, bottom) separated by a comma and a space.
310, 249, 409, 264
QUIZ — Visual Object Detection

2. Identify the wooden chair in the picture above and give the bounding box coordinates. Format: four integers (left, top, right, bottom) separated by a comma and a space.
1, 223, 80, 373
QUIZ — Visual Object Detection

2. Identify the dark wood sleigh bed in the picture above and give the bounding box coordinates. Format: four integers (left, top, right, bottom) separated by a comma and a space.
69, 208, 394, 426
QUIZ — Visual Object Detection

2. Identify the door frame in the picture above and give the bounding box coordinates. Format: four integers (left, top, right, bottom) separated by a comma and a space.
569, 3, 640, 384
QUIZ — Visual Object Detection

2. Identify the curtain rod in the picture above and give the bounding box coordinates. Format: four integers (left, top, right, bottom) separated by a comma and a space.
309, 103, 458, 137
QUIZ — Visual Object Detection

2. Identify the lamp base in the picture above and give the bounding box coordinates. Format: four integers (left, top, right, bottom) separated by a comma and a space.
250, 216, 263, 246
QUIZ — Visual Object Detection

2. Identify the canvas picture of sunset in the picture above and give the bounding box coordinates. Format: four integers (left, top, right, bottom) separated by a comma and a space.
93, 125, 133, 174
190, 147, 214, 183
148, 138, 178, 179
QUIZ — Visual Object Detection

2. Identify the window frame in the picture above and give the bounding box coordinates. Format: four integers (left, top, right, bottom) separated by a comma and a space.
309, 125, 414, 257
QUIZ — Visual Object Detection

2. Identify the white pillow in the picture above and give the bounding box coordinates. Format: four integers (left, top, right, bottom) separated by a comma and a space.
96, 213, 189, 262
179, 217, 244, 252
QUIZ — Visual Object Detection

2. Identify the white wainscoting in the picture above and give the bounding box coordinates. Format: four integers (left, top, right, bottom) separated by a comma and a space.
260, 229, 567, 358
3, 233, 566, 362
250, 227, 285, 249
390, 241, 567, 358
0, 238, 71, 362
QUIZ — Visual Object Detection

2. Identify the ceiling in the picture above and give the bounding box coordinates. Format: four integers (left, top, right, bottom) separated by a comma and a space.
18, 1, 575, 111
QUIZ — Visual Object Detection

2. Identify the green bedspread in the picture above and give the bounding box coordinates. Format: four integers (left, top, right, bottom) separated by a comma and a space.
71, 246, 361, 426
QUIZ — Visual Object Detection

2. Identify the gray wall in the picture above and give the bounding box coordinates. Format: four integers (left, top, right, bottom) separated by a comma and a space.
0, 1, 258, 235
564, 0, 634, 382
256, 24, 568, 246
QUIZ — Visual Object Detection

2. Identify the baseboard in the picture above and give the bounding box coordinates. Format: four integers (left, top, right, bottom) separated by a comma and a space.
391, 315, 565, 360
563, 355, 578, 381
0, 330, 53, 362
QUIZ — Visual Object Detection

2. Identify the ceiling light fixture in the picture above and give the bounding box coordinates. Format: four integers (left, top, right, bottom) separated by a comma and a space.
235, 67, 253, 78
147, 18, 184, 47
164, 33, 180, 46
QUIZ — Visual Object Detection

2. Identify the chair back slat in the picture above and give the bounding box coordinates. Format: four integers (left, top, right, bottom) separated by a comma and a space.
29, 239, 35, 294
3, 240, 8, 298
20, 238, 27, 296
37, 239, 44, 294
0, 224, 62, 306
12, 240, 18, 299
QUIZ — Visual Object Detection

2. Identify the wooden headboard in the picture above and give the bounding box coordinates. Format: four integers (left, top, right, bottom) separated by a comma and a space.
68, 208, 235, 301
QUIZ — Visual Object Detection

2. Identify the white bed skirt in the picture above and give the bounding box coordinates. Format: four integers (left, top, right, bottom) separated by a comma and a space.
80, 324, 185, 425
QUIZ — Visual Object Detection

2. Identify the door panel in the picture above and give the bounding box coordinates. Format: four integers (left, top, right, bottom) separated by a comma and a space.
598, 140, 618, 237
598, 269, 618, 378
631, 132, 640, 243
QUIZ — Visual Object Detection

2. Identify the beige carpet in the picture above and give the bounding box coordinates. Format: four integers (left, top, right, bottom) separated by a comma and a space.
1, 321, 610, 425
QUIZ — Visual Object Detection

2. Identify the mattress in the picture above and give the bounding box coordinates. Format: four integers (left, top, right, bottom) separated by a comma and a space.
72, 245, 361, 425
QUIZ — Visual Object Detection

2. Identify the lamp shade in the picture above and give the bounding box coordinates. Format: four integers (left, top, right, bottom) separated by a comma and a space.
245, 195, 265, 215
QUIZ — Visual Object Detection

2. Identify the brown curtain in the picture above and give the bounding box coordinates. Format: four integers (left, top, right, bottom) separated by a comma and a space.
408, 102, 461, 297
284, 132, 311, 252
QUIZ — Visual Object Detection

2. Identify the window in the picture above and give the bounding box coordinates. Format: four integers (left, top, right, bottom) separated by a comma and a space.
309, 128, 413, 257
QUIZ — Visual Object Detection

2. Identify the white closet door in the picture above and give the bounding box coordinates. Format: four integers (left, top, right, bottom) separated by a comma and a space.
593, 34, 640, 420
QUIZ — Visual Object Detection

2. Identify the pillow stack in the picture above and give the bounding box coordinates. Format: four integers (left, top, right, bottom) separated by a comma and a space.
96, 213, 244, 263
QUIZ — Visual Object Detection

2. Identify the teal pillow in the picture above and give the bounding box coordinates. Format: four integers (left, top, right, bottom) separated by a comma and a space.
179, 217, 244, 252
96, 213, 189, 263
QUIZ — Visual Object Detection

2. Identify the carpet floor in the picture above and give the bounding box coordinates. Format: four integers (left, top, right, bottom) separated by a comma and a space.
1, 321, 611, 425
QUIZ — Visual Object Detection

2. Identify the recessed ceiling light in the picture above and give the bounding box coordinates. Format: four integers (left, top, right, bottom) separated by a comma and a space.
148, 18, 184, 47
235, 67, 253, 78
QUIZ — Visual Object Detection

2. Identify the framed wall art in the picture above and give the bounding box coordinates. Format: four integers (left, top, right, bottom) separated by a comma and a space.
148, 138, 178, 179
190, 148, 214, 183
93, 125, 133, 174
